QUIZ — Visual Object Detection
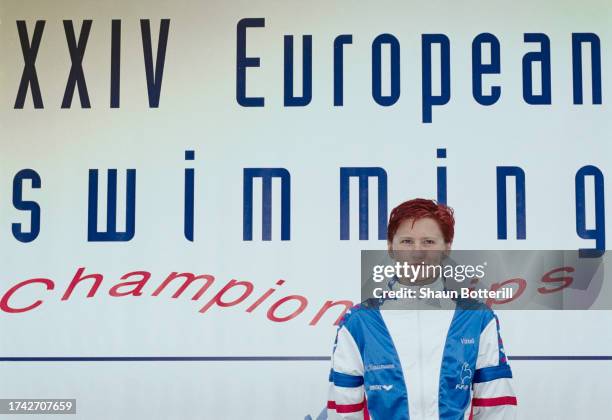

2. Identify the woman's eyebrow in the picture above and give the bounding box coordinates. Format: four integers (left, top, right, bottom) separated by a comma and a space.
398, 236, 441, 241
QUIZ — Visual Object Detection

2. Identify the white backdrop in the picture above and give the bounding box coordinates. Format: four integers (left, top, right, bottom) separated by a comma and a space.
1, 0, 611, 418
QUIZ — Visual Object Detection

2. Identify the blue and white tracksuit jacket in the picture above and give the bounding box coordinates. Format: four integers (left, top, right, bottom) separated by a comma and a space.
327, 283, 517, 419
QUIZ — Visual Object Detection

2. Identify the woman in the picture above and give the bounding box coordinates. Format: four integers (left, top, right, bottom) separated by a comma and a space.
327, 199, 517, 419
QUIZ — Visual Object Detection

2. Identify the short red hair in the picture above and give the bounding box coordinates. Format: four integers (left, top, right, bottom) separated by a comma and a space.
387, 198, 455, 244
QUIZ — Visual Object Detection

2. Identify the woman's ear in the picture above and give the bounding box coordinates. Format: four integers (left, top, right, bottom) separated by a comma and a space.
387, 241, 395, 261
442, 242, 452, 259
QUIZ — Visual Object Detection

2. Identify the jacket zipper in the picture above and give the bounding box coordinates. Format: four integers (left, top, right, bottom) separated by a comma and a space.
417, 308, 426, 419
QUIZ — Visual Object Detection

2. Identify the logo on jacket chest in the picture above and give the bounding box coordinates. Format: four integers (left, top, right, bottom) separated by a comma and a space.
455, 362, 473, 391
365, 363, 396, 372
369, 384, 394, 391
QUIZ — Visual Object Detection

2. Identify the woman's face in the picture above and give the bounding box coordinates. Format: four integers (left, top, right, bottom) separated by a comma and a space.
388, 217, 451, 282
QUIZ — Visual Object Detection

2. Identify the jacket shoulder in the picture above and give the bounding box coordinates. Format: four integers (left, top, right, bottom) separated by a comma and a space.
337, 300, 380, 328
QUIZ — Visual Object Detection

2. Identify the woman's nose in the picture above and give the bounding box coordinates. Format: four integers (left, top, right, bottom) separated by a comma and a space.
412, 246, 426, 259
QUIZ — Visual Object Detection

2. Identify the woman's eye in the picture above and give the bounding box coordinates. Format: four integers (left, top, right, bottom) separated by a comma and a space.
401, 239, 412, 244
